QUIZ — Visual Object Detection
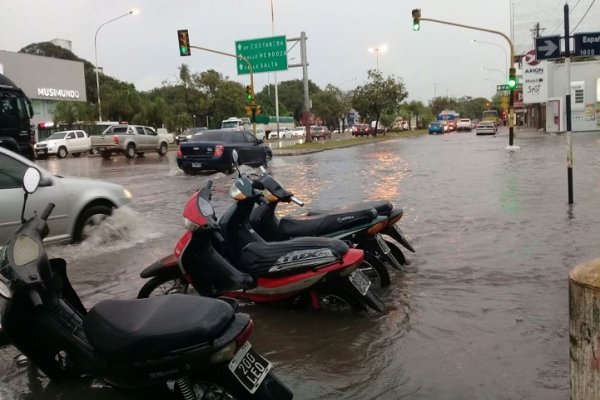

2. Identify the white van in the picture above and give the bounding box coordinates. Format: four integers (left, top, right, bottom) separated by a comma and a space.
221, 117, 251, 130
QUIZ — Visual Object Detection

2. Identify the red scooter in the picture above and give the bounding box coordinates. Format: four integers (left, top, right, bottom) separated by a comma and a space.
138, 159, 384, 313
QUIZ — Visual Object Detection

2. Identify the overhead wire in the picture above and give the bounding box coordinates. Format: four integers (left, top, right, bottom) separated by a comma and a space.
570, 0, 597, 33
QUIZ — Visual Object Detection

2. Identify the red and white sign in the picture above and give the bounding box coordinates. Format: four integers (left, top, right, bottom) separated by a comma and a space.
523, 49, 548, 104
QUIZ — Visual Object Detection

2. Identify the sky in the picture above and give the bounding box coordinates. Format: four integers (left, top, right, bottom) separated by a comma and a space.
1, 0, 598, 103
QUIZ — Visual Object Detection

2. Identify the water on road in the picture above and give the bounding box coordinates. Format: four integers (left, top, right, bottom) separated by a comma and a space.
2, 129, 600, 399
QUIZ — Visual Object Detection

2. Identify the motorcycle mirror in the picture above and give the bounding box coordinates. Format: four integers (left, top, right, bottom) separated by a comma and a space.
21, 167, 41, 223
232, 149, 239, 165
23, 167, 41, 194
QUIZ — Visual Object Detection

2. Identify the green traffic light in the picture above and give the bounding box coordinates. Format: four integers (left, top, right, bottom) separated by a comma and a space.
413, 22, 420, 31
507, 78, 516, 90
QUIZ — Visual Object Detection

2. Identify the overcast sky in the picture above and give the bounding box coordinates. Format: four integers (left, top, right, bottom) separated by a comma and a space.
1, 0, 598, 103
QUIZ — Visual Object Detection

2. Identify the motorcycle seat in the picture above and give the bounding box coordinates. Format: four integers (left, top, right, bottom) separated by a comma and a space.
278, 208, 378, 237
84, 294, 235, 360
307, 200, 394, 217
240, 237, 349, 276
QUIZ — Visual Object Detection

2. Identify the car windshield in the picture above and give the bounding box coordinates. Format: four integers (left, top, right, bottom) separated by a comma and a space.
189, 130, 233, 142
460, 119, 470, 122
46, 132, 68, 140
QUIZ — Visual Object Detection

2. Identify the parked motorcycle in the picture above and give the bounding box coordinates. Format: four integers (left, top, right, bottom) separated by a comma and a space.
138, 152, 384, 313
248, 167, 414, 284
0, 167, 292, 400
307, 199, 415, 265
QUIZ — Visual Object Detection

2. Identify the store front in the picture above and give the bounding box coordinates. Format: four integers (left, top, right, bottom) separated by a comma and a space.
0, 50, 86, 141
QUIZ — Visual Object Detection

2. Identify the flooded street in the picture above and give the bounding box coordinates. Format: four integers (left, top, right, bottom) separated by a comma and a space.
2, 129, 600, 399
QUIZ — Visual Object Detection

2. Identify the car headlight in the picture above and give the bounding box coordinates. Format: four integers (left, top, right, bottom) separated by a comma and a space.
123, 189, 132, 199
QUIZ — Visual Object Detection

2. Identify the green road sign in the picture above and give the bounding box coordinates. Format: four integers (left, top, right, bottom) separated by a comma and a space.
235, 35, 288, 75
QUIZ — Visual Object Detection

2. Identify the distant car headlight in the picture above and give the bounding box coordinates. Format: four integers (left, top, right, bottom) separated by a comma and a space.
123, 189, 132, 199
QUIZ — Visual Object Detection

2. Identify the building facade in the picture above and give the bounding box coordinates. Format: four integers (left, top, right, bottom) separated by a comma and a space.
0, 50, 87, 140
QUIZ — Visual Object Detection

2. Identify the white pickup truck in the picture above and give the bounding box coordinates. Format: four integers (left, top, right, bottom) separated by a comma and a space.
34, 130, 91, 159
456, 118, 472, 132
90, 124, 169, 159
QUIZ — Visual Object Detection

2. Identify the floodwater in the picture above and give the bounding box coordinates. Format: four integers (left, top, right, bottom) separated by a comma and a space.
2, 128, 600, 399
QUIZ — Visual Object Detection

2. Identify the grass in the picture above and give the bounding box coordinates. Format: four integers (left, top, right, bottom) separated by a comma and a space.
273, 130, 427, 152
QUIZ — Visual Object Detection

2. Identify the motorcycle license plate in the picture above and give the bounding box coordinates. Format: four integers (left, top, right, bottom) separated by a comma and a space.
375, 233, 391, 254
228, 341, 271, 394
349, 269, 371, 296
192, 162, 202, 168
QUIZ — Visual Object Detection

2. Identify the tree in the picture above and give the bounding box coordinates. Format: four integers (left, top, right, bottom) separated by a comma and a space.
53, 101, 93, 127
403, 100, 427, 129
428, 96, 459, 115
311, 84, 351, 131
352, 69, 408, 134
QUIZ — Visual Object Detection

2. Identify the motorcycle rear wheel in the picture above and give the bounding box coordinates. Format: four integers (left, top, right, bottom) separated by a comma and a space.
317, 287, 366, 313
385, 239, 407, 266
137, 273, 196, 299
361, 253, 391, 288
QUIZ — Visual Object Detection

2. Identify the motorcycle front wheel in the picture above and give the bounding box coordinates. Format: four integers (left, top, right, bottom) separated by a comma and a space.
137, 272, 196, 299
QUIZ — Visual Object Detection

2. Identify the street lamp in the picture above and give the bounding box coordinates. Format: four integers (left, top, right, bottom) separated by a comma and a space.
482, 66, 507, 80
368, 44, 388, 71
94, 9, 137, 122
471, 39, 508, 75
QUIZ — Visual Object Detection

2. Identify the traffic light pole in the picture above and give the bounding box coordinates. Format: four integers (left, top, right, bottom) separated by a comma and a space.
418, 17, 518, 150
189, 45, 257, 135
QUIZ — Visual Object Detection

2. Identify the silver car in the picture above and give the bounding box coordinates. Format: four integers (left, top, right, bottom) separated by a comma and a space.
0, 147, 132, 244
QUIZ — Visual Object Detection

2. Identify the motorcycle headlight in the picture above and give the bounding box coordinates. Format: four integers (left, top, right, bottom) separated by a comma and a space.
229, 184, 247, 201
122, 188, 133, 199
183, 217, 201, 232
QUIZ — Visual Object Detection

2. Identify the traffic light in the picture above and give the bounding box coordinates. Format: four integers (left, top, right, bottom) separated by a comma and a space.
507, 67, 517, 91
177, 30, 191, 56
255, 105, 262, 115
412, 9, 421, 31
245, 106, 252, 116
245, 85, 254, 102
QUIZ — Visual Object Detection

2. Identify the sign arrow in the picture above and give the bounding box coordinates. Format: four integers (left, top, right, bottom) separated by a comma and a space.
538, 39, 558, 57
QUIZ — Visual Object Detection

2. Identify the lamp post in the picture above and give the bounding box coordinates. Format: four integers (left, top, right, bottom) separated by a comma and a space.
471, 39, 508, 75
269, 0, 281, 136
482, 66, 507, 80
94, 10, 137, 122
368, 44, 388, 71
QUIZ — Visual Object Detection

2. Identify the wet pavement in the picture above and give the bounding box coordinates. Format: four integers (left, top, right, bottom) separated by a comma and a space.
2, 126, 600, 399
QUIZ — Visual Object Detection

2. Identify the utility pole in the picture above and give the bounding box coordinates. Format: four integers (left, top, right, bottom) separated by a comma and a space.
287, 32, 311, 141
564, 4, 574, 204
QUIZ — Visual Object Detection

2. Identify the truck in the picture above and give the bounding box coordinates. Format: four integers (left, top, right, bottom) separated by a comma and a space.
34, 129, 91, 159
0, 73, 35, 160
221, 117, 251, 130
90, 124, 169, 159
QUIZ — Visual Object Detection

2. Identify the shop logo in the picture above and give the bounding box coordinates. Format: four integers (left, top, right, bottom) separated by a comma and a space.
37, 88, 80, 99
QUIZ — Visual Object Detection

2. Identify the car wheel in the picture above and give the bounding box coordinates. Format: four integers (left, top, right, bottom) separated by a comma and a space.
72, 205, 113, 242
125, 144, 136, 159
57, 147, 68, 159
158, 143, 168, 156
72, 152, 81, 158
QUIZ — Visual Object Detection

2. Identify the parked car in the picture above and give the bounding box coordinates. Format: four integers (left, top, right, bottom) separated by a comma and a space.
34, 130, 91, 159
428, 122, 444, 135
292, 126, 306, 137
176, 129, 270, 174
157, 128, 175, 144
255, 127, 266, 140
456, 118, 472, 132
279, 128, 294, 140
476, 121, 497, 135
176, 127, 207, 145
0, 146, 132, 244
310, 126, 331, 140
351, 124, 370, 137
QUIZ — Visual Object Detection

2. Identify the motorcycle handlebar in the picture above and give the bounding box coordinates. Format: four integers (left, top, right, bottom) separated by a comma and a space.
40, 203, 55, 221
290, 196, 304, 207
29, 289, 43, 307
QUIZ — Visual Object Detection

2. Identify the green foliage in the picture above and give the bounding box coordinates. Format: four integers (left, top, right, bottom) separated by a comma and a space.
312, 84, 351, 129
52, 101, 93, 127
352, 69, 408, 131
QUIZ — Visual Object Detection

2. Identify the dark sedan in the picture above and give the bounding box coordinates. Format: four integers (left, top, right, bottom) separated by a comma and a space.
176, 129, 271, 174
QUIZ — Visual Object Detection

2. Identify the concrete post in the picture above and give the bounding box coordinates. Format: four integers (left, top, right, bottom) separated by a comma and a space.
569, 258, 600, 399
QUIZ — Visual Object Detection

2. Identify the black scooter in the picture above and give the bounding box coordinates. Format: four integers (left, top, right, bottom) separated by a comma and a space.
0, 167, 292, 400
